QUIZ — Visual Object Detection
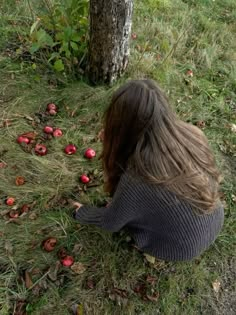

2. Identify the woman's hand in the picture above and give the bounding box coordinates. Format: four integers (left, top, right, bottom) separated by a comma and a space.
72, 201, 83, 210
68, 199, 83, 211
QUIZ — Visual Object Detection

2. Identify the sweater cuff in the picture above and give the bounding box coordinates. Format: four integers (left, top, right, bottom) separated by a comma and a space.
74, 205, 107, 226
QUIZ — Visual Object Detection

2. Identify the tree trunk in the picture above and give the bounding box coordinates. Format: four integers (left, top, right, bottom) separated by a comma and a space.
87, 0, 134, 84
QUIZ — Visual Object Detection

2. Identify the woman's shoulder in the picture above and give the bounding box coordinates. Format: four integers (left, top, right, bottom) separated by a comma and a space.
119, 171, 170, 198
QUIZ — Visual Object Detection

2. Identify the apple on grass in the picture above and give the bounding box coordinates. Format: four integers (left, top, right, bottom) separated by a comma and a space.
17, 136, 30, 144
53, 128, 63, 137
9, 210, 19, 219
84, 148, 96, 159
80, 174, 90, 184
64, 144, 77, 155
34, 144, 47, 156
61, 255, 74, 267
186, 69, 193, 77
43, 126, 54, 134
6, 197, 15, 206
42, 237, 57, 252
21, 204, 30, 213
47, 103, 57, 111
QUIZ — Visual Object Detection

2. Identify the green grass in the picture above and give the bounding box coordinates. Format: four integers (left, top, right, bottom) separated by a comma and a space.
0, 0, 236, 314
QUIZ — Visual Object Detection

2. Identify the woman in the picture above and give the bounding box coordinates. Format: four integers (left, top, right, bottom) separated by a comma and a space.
72, 79, 224, 261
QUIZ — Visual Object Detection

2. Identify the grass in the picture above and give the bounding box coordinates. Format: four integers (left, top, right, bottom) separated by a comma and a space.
0, 0, 236, 314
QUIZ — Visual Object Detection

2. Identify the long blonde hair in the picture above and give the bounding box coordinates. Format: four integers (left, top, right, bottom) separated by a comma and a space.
102, 79, 221, 213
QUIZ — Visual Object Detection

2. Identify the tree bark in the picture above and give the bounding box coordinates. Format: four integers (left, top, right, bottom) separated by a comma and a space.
87, 0, 134, 84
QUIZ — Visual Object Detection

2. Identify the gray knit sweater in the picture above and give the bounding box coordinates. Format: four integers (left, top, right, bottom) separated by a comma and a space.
74, 173, 224, 261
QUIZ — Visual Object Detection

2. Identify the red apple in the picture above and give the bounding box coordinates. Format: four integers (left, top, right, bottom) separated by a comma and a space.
61, 255, 74, 267
6, 197, 15, 206
53, 128, 63, 137
20, 204, 30, 213
80, 174, 90, 184
47, 103, 57, 111
34, 144, 47, 156
9, 210, 19, 219
0, 162, 7, 168
131, 33, 137, 40
42, 237, 57, 252
48, 109, 57, 116
64, 144, 77, 155
43, 126, 54, 134
17, 136, 30, 144
84, 148, 96, 159
186, 69, 193, 77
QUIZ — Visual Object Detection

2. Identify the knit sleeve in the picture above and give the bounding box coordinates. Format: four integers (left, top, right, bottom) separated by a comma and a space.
74, 174, 137, 232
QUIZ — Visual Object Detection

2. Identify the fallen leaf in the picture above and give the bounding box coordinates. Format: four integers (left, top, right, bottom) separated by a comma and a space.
230, 123, 236, 133
144, 253, 156, 264
71, 262, 86, 274
20, 131, 37, 140
24, 270, 33, 289
71, 304, 83, 315
212, 279, 221, 293
15, 176, 25, 186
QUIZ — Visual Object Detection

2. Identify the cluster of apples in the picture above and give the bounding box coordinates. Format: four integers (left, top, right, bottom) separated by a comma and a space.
16, 103, 61, 156
42, 237, 74, 267
15, 102, 97, 182
14, 104, 97, 193
5, 197, 30, 219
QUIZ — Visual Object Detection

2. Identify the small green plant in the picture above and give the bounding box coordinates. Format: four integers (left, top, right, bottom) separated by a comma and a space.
28, 0, 89, 73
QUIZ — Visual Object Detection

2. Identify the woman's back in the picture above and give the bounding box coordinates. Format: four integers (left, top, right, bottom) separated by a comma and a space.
117, 173, 224, 261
